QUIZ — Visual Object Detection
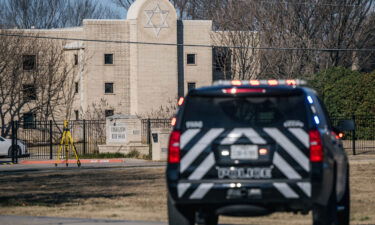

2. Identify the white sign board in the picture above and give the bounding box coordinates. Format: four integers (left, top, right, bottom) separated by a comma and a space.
109, 123, 126, 143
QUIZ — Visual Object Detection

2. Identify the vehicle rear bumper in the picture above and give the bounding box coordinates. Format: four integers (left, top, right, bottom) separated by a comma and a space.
168, 179, 315, 212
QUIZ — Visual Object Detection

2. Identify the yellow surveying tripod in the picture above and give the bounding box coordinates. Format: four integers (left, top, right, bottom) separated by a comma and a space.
55, 120, 81, 167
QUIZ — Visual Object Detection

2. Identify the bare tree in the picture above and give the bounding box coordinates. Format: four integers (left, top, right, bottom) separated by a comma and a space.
211, 0, 261, 80
356, 11, 375, 72
140, 98, 177, 119
0, 30, 74, 136
254, 0, 375, 77
175, 0, 375, 76
83, 99, 113, 121
0, 0, 120, 29
64, 0, 121, 27
111, 0, 195, 19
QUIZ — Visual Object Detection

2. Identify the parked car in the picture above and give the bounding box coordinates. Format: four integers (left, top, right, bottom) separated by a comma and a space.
0, 136, 28, 157
166, 79, 350, 225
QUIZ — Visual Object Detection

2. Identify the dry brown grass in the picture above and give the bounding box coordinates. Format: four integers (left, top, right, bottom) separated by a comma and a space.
0, 161, 374, 224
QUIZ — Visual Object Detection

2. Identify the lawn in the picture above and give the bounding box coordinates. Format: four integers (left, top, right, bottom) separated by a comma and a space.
0, 160, 374, 224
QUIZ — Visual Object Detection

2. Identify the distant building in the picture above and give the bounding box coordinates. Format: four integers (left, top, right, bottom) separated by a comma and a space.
5, 0, 257, 120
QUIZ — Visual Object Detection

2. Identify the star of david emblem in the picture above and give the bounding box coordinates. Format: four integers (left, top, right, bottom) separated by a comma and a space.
144, 3, 169, 37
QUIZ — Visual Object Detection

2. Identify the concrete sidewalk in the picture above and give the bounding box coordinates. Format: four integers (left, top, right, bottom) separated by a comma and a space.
0, 158, 166, 173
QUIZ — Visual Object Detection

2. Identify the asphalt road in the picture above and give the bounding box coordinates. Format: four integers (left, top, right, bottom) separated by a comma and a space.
0, 215, 166, 225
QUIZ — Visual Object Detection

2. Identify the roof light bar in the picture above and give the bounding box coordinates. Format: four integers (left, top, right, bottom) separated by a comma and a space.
231, 80, 242, 86
249, 80, 260, 86
222, 88, 266, 94
213, 79, 307, 86
177, 97, 184, 106
268, 80, 278, 86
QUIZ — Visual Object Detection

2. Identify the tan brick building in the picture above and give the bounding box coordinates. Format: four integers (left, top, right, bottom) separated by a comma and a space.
10, 0, 227, 120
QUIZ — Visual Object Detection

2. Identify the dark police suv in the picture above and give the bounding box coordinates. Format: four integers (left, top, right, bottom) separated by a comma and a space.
166, 80, 350, 225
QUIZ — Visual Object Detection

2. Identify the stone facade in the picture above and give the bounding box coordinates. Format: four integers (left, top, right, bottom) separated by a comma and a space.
5, 0, 217, 120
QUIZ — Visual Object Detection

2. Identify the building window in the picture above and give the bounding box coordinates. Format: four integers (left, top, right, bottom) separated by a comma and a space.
105, 82, 114, 94
23, 113, 36, 129
104, 54, 113, 65
74, 110, 79, 120
187, 54, 196, 65
74, 54, 78, 65
23, 84, 37, 101
23, 55, 36, 71
105, 110, 114, 117
188, 82, 196, 91
214, 47, 232, 72
75, 82, 79, 94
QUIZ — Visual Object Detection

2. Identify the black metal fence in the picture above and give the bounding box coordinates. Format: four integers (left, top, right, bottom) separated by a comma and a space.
5, 115, 375, 163
331, 115, 375, 155
141, 119, 171, 144
10, 120, 105, 160
140, 116, 375, 155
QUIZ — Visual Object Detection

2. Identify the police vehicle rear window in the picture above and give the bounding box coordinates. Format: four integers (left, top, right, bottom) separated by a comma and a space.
182, 95, 308, 129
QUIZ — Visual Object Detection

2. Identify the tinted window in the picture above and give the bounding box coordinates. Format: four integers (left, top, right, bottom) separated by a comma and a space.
187, 54, 196, 65
23, 113, 36, 129
104, 54, 113, 64
105, 83, 114, 94
23, 84, 37, 101
187, 82, 196, 91
23, 55, 36, 70
74, 54, 78, 65
311, 95, 329, 129
182, 95, 308, 129
105, 110, 114, 117
75, 82, 79, 94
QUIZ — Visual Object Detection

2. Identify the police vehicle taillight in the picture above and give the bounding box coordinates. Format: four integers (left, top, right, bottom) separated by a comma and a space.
309, 130, 323, 162
168, 131, 181, 163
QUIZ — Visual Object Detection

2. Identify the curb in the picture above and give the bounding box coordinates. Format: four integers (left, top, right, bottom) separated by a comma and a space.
19, 159, 125, 165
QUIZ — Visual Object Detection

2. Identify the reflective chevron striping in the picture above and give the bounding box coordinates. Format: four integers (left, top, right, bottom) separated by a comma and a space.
220, 128, 266, 145
288, 128, 309, 148
190, 183, 214, 199
264, 128, 310, 172
177, 183, 191, 198
188, 153, 215, 180
180, 128, 224, 173
297, 182, 311, 197
273, 183, 299, 198
180, 129, 201, 149
178, 127, 312, 200
273, 152, 301, 179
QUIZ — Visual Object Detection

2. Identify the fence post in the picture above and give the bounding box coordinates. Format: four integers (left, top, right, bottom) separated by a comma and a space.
83, 119, 86, 155
352, 115, 356, 155
16, 121, 19, 163
49, 120, 53, 159
11, 121, 16, 163
147, 119, 152, 157
11, 121, 19, 164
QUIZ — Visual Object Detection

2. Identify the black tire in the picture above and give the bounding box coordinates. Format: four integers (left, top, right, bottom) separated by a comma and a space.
196, 211, 218, 225
167, 195, 195, 225
8, 146, 21, 158
337, 167, 350, 225
313, 174, 338, 225
203, 213, 218, 225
